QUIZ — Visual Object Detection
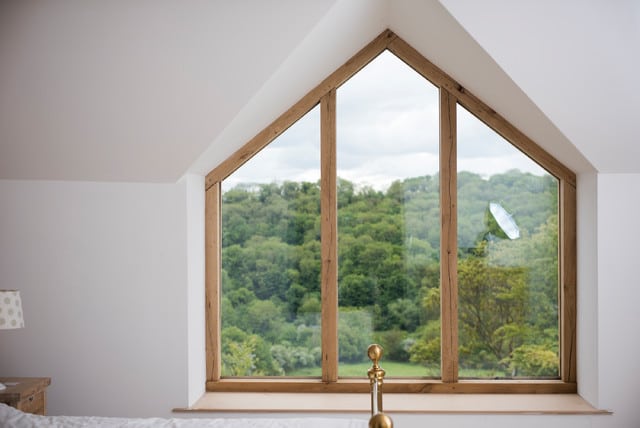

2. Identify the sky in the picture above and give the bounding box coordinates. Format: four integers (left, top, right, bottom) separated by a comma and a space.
223, 51, 547, 192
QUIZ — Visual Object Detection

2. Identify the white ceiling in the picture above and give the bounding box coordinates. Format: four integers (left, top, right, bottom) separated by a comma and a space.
1, 0, 636, 182
439, 0, 640, 173
0, 0, 337, 181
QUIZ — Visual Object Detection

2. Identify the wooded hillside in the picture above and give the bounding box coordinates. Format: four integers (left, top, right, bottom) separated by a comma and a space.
220, 170, 559, 378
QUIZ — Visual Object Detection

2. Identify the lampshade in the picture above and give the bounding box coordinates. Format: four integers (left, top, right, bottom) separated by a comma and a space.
0, 290, 24, 330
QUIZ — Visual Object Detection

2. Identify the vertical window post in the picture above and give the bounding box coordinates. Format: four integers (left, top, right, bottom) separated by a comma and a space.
439, 88, 458, 382
321, 90, 338, 382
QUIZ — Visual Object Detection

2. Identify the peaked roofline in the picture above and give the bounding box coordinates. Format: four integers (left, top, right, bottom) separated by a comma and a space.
205, 30, 575, 190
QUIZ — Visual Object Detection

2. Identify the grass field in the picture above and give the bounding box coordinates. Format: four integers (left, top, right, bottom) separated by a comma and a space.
288, 361, 438, 377
288, 361, 508, 378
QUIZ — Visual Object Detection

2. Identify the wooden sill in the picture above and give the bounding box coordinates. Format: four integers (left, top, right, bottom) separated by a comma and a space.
176, 392, 611, 415
204, 378, 577, 393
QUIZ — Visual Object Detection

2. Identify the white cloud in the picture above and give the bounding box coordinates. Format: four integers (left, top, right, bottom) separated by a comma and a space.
224, 50, 549, 192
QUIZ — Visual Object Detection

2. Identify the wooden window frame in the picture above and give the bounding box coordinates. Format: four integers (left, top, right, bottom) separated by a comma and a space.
204, 30, 577, 394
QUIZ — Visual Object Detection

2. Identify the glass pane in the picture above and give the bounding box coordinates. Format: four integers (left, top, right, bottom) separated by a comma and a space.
457, 104, 560, 379
336, 51, 440, 377
221, 106, 321, 377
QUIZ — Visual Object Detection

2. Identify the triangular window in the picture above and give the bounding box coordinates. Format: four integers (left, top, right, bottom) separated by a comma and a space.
205, 30, 576, 392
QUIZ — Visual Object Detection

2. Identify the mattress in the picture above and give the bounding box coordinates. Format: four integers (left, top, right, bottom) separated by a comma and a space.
0, 404, 368, 428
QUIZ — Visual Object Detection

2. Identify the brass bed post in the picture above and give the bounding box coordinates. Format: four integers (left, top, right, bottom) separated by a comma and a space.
367, 344, 393, 428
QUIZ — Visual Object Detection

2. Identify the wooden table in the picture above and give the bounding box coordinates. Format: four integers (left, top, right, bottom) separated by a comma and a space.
0, 377, 51, 415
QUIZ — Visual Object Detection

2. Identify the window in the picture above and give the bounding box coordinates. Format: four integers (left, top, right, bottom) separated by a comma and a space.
220, 106, 322, 378
456, 105, 560, 379
204, 30, 576, 394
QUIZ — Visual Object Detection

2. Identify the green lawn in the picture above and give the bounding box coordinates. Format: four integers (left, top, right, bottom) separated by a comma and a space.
288, 361, 508, 378
288, 361, 438, 377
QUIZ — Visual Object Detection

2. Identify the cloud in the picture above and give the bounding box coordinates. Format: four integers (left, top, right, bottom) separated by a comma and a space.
224, 50, 549, 192
223, 105, 320, 189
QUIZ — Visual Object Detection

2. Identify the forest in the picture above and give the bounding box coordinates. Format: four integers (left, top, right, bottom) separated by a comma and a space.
219, 169, 560, 378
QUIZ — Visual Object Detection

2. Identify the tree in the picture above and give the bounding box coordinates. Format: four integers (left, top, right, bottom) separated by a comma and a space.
339, 308, 374, 363
457, 247, 530, 371
220, 172, 560, 375
246, 299, 286, 341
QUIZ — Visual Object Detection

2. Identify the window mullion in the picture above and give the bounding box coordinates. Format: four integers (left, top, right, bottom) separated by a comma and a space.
321, 89, 338, 382
439, 88, 459, 383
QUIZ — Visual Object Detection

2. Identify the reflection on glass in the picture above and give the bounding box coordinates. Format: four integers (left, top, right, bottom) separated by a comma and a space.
336, 51, 440, 377
220, 106, 321, 377
456, 104, 560, 379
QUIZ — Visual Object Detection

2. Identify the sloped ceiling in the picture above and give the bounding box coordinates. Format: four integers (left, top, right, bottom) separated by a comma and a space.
439, 0, 640, 173
2, 0, 632, 183
0, 0, 337, 181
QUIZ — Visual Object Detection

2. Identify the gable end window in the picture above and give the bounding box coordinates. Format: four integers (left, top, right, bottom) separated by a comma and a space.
204, 30, 576, 394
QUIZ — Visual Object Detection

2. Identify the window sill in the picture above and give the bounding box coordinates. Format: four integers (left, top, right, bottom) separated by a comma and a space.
176, 392, 611, 415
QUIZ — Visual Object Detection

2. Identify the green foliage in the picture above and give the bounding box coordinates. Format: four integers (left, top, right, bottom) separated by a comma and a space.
386, 298, 421, 331
221, 326, 282, 376
339, 308, 374, 363
220, 171, 560, 378
272, 342, 321, 373
222, 337, 256, 376
246, 299, 286, 341
340, 273, 376, 307
373, 329, 412, 362
409, 320, 440, 369
504, 344, 558, 377
454, 248, 531, 372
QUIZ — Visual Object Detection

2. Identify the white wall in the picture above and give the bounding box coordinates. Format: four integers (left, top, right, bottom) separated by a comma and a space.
594, 174, 640, 426
185, 174, 206, 405
0, 179, 190, 417
577, 173, 599, 406
180, 173, 638, 427
2, 174, 640, 426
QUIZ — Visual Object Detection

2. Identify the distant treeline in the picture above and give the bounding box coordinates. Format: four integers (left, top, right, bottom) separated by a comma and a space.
220, 170, 559, 378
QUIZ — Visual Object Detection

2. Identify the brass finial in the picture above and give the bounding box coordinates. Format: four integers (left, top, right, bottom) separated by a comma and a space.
368, 343, 383, 366
367, 344, 386, 385
369, 413, 393, 428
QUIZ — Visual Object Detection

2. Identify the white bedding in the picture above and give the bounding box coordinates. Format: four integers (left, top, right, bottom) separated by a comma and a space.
0, 404, 368, 428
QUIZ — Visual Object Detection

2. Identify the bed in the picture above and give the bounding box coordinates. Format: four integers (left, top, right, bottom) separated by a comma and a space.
0, 345, 392, 428
0, 403, 368, 428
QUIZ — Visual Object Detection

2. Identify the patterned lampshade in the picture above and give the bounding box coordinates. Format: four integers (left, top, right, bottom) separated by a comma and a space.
0, 290, 24, 330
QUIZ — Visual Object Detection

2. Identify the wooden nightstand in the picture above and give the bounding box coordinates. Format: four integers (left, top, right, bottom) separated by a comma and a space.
0, 377, 51, 415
